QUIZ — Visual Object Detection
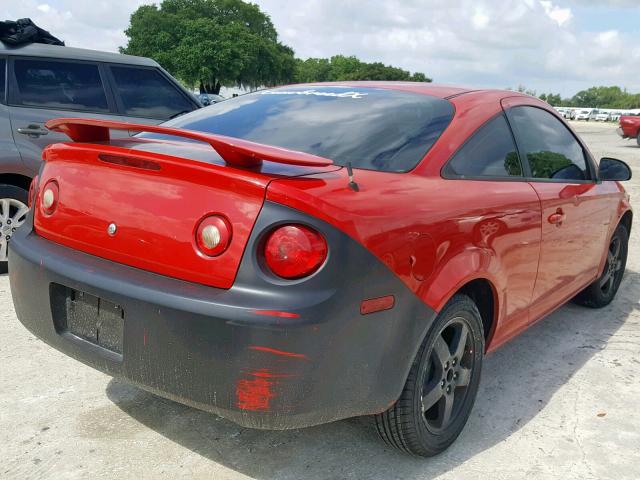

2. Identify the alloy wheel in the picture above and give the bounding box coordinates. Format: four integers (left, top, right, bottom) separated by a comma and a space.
421, 317, 475, 433
0, 198, 29, 261
600, 236, 623, 296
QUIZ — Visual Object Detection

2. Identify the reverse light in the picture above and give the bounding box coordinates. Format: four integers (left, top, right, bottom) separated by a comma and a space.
40, 181, 59, 216
195, 215, 232, 257
28, 175, 39, 209
264, 224, 327, 279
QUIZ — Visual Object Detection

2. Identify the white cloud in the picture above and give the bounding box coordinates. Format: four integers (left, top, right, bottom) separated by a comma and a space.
540, 1, 573, 26
1, 0, 639, 96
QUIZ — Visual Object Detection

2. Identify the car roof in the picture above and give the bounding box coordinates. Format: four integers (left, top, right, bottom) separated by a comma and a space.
275, 81, 527, 100
0, 42, 158, 67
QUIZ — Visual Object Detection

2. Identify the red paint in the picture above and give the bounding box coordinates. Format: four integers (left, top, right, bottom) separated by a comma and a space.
143, 328, 148, 347
236, 375, 276, 411
360, 295, 395, 315
252, 310, 301, 319
46, 118, 334, 168
249, 345, 308, 359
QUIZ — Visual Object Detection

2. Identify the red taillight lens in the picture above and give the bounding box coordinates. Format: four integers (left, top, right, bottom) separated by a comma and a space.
40, 180, 59, 216
264, 224, 327, 279
195, 215, 232, 257
28, 175, 39, 209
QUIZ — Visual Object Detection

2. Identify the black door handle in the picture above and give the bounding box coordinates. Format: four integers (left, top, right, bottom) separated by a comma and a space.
17, 124, 49, 138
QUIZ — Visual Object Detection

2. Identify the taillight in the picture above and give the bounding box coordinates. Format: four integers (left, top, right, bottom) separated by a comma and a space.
28, 175, 39, 209
195, 215, 232, 257
264, 224, 327, 279
40, 180, 59, 216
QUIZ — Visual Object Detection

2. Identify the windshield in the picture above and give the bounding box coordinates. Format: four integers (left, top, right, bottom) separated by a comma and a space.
143, 86, 454, 172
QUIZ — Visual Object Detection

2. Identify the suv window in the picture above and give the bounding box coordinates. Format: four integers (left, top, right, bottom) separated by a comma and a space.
13, 59, 108, 112
0, 59, 5, 102
110, 66, 194, 120
509, 106, 589, 181
443, 114, 522, 178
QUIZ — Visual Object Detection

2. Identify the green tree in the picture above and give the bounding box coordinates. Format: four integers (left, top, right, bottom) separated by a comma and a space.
121, 0, 296, 93
294, 55, 431, 83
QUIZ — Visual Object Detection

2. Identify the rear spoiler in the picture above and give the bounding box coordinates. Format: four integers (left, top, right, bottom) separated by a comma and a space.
45, 118, 333, 168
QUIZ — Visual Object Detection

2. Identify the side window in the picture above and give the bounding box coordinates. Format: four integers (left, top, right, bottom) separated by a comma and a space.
110, 66, 194, 120
443, 114, 522, 178
0, 59, 5, 103
13, 59, 108, 112
508, 106, 589, 181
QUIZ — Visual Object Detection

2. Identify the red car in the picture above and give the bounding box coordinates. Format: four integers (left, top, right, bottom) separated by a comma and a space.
618, 115, 640, 145
10, 83, 632, 456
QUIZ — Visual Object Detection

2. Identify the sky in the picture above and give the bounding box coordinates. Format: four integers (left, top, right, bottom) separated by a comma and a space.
2, 0, 639, 97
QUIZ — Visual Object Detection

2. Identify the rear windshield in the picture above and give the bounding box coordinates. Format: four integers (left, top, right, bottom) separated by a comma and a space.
142, 86, 454, 172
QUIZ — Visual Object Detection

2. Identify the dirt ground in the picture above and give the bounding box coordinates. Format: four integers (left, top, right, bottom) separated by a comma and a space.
1, 120, 639, 480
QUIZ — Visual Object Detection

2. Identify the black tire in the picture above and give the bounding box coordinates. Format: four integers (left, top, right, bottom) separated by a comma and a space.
0, 184, 30, 274
374, 294, 484, 456
636, 134, 640, 146
574, 223, 628, 308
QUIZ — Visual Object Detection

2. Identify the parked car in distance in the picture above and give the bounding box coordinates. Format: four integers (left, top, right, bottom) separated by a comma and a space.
0, 42, 201, 271
198, 93, 225, 106
618, 115, 640, 145
11, 84, 632, 457
595, 112, 611, 122
574, 109, 594, 121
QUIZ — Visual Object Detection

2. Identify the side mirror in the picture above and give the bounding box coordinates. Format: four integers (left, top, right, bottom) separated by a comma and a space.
599, 157, 632, 181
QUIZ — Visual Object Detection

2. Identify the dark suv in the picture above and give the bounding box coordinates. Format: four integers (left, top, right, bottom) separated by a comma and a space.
0, 42, 200, 270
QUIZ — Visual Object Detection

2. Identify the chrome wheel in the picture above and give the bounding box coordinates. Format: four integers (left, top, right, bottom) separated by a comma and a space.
421, 317, 475, 433
0, 198, 29, 261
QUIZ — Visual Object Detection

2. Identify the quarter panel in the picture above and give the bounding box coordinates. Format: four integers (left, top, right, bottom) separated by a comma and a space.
267, 172, 543, 351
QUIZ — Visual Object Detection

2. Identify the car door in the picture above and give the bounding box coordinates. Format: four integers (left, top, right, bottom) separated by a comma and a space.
105, 64, 199, 126
441, 112, 542, 339
504, 102, 613, 322
6, 57, 125, 176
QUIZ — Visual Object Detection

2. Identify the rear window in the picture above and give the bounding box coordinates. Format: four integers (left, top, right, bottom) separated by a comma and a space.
145, 86, 454, 172
110, 66, 195, 120
13, 59, 108, 112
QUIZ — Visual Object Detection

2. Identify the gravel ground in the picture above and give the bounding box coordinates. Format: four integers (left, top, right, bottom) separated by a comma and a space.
1, 120, 639, 480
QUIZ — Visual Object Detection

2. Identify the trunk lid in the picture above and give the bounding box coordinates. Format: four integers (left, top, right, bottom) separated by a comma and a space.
34, 120, 336, 288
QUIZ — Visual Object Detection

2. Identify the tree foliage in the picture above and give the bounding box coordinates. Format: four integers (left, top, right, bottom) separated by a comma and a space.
535, 86, 640, 109
121, 0, 432, 93
294, 55, 431, 83
121, 0, 296, 93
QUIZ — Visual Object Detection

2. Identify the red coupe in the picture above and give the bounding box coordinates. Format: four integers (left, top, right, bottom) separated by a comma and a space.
10, 83, 632, 456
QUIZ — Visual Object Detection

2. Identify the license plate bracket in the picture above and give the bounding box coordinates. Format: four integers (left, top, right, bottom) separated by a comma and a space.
51, 284, 124, 355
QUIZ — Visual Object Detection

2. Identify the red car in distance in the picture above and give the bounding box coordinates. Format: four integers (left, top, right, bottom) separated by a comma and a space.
618, 114, 640, 145
10, 83, 632, 456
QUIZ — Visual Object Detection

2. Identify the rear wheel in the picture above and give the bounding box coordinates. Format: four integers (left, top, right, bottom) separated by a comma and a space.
574, 223, 628, 308
374, 294, 484, 456
636, 134, 640, 146
0, 185, 30, 274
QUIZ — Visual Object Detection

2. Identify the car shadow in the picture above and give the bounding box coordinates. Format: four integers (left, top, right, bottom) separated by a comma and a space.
106, 271, 640, 479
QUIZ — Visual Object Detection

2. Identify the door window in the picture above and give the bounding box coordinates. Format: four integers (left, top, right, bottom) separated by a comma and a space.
13, 59, 108, 112
110, 66, 194, 120
443, 114, 522, 178
508, 106, 589, 181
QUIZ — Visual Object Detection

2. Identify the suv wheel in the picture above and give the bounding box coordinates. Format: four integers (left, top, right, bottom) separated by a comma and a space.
374, 294, 484, 456
0, 185, 30, 274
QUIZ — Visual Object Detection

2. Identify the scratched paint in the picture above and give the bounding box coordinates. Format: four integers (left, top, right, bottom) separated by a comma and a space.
248, 345, 308, 360
236, 370, 278, 411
